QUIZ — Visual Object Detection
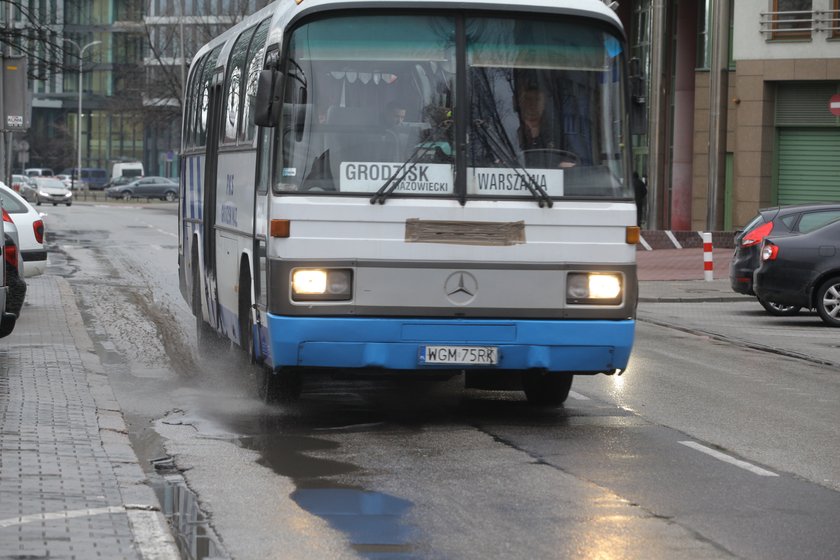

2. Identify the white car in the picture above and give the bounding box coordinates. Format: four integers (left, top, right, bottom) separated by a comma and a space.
0, 182, 47, 277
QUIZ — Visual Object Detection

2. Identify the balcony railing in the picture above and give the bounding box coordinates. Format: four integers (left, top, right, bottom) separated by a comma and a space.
760, 10, 840, 38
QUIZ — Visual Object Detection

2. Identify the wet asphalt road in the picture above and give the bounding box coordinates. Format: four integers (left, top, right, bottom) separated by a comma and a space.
43, 202, 840, 559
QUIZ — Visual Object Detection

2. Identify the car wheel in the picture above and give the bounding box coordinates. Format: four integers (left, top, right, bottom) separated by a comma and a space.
66, 202, 72, 206
758, 298, 801, 316
121, 191, 132, 201
52, 203, 57, 206
815, 276, 840, 327
164, 191, 176, 202
522, 370, 573, 406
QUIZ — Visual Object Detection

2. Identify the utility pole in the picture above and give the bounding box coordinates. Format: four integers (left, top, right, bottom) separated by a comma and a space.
706, 0, 731, 231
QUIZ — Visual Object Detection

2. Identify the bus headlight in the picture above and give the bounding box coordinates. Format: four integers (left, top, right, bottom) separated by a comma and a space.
566, 273, 622, 305
292, 268, 353, 301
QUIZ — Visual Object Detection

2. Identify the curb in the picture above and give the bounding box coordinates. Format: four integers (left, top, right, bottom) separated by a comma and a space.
639, 296, 754, 303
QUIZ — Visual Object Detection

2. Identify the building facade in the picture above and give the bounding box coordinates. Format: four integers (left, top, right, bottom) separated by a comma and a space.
613, 0, 840, 231
5, 0, 267, 178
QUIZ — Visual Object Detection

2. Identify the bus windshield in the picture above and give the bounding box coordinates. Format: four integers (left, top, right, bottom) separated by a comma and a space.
275, 14, 630, 200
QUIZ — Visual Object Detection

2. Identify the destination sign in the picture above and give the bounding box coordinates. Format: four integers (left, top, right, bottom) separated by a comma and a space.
468, 168, 564, 196
339, 162, 454, 194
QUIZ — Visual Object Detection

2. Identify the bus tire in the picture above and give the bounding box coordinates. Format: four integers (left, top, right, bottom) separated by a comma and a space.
522, 371, 573, 406
262, 367, 303, 404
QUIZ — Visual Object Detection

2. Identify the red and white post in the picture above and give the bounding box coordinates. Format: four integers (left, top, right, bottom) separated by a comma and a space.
702, 232, 714, 281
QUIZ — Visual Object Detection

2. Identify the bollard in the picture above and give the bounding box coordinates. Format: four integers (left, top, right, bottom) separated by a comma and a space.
702, 232, 714, 281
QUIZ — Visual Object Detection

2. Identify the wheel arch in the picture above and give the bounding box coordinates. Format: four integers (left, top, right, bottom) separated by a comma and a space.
190, 232, 205, 318
811, 269, 840, 308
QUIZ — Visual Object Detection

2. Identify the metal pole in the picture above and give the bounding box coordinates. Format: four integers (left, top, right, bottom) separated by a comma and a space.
707, 0, 730, 231
64, 39, 100, 189
646, 0, 668, 230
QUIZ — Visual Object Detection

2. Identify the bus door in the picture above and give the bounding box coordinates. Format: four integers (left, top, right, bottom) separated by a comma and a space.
202, 70, 224, 329
251, 47, 280, 362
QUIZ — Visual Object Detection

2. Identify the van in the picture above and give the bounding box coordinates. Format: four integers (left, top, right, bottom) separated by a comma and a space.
24, 168, 54, 177
111, 162, 144, 181
62, 167, 109, 190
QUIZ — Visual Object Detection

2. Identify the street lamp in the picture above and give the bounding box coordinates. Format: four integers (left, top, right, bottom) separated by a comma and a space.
63, 39, 101, 190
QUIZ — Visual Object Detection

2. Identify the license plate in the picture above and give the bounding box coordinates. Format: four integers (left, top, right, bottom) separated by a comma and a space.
421, 345, 498, 365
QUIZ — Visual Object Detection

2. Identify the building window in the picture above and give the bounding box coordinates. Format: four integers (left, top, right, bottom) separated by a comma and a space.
830, 0, 840, 39
768, 0, 814, 39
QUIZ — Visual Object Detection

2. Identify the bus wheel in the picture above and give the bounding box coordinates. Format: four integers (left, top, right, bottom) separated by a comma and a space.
522, 371, 573, 406
262, 367, 303, 404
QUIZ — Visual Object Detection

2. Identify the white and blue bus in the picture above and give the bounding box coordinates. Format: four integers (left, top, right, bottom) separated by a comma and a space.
179, 0, 639, 405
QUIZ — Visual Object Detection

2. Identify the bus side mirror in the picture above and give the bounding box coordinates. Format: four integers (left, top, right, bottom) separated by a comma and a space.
628, 57, 647, 135
255, 69, 282, 127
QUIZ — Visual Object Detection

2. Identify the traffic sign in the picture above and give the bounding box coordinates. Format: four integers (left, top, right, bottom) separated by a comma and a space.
830, 94, 840, 117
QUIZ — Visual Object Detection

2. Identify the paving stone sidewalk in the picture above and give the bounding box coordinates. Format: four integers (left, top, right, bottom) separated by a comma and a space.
0, 276, 178, 560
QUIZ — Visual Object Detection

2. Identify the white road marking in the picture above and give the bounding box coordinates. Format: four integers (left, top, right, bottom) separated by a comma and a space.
567, 391, 590, 400
638, 235, 652, 251
679, 441, 779, 477
0, 506, 125, 529
665, 230, 683, 249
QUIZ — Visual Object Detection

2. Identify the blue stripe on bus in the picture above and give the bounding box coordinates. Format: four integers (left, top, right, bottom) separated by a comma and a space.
262, 315, 635, 372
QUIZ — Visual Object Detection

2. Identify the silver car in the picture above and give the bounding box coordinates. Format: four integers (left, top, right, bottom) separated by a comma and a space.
28, 177, 73, 206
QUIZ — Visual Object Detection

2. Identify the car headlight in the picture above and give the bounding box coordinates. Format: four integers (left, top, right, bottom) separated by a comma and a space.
566, 272, 622, 305
291, 268, 353, 301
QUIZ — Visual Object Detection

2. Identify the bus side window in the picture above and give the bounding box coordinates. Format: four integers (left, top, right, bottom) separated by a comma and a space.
223, 25, 256, 144
242, 19, 270, 144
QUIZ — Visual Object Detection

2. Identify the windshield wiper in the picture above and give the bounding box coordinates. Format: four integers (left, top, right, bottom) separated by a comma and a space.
370, 120, 453, 205
472, 120, 553, 208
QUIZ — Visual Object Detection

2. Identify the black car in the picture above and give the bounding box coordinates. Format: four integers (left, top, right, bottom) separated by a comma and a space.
753, 218, 840, 327
3, 233, 26, 320
730, 203, 840, 315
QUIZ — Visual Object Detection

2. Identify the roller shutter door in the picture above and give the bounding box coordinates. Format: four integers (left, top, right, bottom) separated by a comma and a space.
777, 128, 840, 205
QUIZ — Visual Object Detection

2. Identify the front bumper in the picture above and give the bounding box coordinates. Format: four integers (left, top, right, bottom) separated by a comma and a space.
265, 315, 635, 373
39, 194, 72, 203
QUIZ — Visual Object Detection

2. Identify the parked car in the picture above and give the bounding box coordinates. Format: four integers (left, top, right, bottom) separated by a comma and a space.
0, 220, 11, 338
24, 177, 73, 206
24, 167, 54, 177
54, 174, 75, 189
111, 161, 144, 182
0, 183, 46, 277
730, 203, 840, 315
2, 212, 27, 321
754, 217, 840, 327
61, 167, 109, 190
105, 176, 179, 201
10, 174, 35, 193
102, 175, 137, 189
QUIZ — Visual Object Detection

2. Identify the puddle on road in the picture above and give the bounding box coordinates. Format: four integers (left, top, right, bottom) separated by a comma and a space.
154, 473, 228, 560
241, 433, 420, 559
